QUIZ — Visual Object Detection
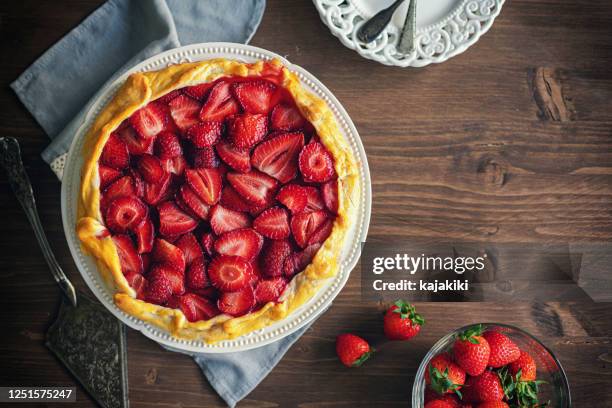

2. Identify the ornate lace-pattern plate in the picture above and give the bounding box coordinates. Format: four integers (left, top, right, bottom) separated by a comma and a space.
313, 0, 504, 67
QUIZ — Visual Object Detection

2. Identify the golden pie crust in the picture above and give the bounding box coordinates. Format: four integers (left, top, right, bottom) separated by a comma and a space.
77, 58, 359, 343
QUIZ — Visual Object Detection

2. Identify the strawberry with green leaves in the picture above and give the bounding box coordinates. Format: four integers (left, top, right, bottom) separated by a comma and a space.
508, 350, 537, 382
426, 353, 466, 398
336, 334, 374, 368
383, 300, 425, 340
452, 324, 491, 376
482, 330, 520, 368
498, 365, 547, 407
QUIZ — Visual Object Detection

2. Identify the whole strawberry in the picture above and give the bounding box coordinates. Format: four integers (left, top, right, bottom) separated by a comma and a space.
336, 334, 374, 367
508, 350, 537, 381
476, 402, 509, 408
482, 331, 520, 368
424, 398, 460, 408
383, 300, 424, 340
426, 353, 466, 397
462, 370, 504, 403
452, 324, 491, 376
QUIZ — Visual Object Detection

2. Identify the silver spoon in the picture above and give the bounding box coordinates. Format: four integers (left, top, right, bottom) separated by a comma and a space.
357, 0, 406, 43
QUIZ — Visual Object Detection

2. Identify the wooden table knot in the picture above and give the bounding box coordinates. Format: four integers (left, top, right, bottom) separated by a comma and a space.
145, 367, 158, 385
529, 67, 575, 122
477, 157, 508, 187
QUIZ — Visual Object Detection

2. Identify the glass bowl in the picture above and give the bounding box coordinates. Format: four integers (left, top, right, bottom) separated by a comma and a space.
412, 323, 571, 407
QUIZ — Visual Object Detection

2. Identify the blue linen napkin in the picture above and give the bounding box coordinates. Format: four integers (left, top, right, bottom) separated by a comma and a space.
10, 1, 318, 406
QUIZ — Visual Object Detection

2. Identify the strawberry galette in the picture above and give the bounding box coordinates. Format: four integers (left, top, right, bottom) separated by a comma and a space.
77, 59, 357, 343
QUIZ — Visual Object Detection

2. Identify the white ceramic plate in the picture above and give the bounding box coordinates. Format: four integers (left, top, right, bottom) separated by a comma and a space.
313, 0, 505, 67
61, 43, 371, 353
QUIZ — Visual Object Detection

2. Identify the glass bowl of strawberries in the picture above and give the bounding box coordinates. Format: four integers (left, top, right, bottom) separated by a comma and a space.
412, 323, 571, 408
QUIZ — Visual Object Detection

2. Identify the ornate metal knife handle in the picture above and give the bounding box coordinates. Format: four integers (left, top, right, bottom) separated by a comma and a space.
0, 137, 77, 306
357, 0, 406, 43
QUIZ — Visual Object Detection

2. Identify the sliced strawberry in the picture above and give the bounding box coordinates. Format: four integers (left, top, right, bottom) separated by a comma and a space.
186, 257, 209, 289
199, 80, 239, 122
157, 201, 198, 237
112, 235, 143, 275
270, 103, 306, 131
137, 154, 165, 183
145, 270, 172, 305
217, 286, 255, 316
183, 82, 213, 101
214, 228, 263, 261
253, 207, 290, 239
200, 232, 216, 257
298, 142, 336, 183
178, 185, 210, 220
185, 168, 222, 205
101, 133, 129, 169
232, 80, 277, 114
303, 186, 325, 212
283, 243, 321, 278
220, 184, 252, 212
308, 218, 333, 246
192, 146, 220, 168
227, 170, 278, 207
276, 184, 307, 214
124, 271, 148, 300
160, 155, 186, 176
102, 175, 137, 207
116, 126, 154, 155
168, 94, 201, 131
179, 293, 219, 322
322, 180, 339, 213
174, 192, 199, 220
251, 132, 304, 183
261, 239, 293, 277
134, 216, 154, 254
155, 131, 182, 159
254, 277, 287, 304
290, 210, 329, 248
175, 233, 203, 266
130, 102, 167, 139
105, 196, 147, 233
149, 264, 185, 296
152, 238, 186, 272
216, 140, 251, 173
209, 205, 252, 235
99, 165, 122, 189
126, 168, 145, 198
187, 121, 223, 148
156, 89, 181, 104
208, 255, 251, 292
142, 172, 171, 205
226, 113, 268, 149
191, 287, 218, 300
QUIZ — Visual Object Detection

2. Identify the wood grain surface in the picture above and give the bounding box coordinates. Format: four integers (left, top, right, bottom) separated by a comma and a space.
1, 0, 611, 406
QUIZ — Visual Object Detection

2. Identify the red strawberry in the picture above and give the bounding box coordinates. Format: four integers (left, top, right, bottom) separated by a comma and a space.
306, 218, 333, 246
155, 131, 182, 159
179, 293, 219, 322
178, 184, 210, 219
383, 300, 425, 341
208, 255, 251, 292
186, 257, 209, 289
216, 140, 251, 173
112, 235, 143, 275
217, 285, 255, 316
185, 168, 222, 205
214, 228, 263, 261
336, 334, 373, 368
192, 146, 220, 168
124, 271, 148, 300
134, 216, 154, 254
127, 168, 145, 197
99, 165, 122, 189
508, 350, 537, 382
161, 155, 186, 176
251, 132, 304, 183
105, 196, 147, 233
175, 233, 203, 266
302, 186, 325, 212
130, 102, 167, 139
475, 402, 509, 408
226, 113, 268, 149
276, 184, 307, 214
183, 83, 213, 101
270, 103, 306, 131
298, 142, 336, 183
187, 121, 223, 148
322, 180, 339, 213
157, 201, 198, 237
149, 264, 185, 296
220, 184, 252, 212
227, 170, 278, 206
452, 324, 491, 376
102, 175, 138, 208
200, 232, 216, 257
283, 243, 320, 278
462, 371, 504, 403
156, 89, 181, 104
253, 207, 290, 239
254, 277, 287, 304
137, 154, 165, 183
482, 331, 520, 368
199, 80, 239, 122
290, 210, 329, 248
145, 269, 173, 305
168, 94, 201, 131
115, 126, 154, 155
261, 239, 292, 277
152, 238, 186, 272
426, 353, 465, 396
101, 133, 129, 169
142, 172, 171, 205
209, 205, 251, 235
424, 400, 459, 408
232, 80, 277, 114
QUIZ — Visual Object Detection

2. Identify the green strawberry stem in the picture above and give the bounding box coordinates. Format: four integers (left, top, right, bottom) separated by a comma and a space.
457, 323, 484, 343
392, 300, 425, 326
352, 348, 375, 367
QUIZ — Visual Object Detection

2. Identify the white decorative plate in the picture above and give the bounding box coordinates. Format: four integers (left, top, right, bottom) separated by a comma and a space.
313, 0, 505, 67
61, 43, 371, 353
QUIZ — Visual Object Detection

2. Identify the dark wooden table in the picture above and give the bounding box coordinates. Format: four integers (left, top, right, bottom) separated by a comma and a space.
1, 0, 611, 406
